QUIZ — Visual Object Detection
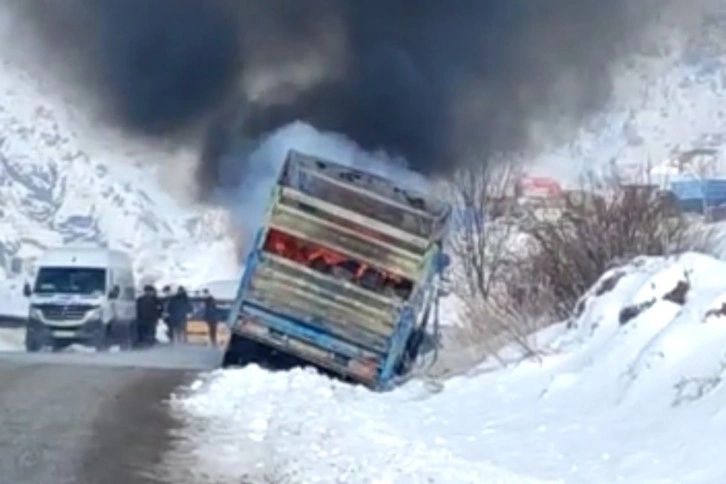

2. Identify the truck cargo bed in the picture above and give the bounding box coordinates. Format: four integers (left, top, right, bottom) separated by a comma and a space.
272, 189, 427, 280
246, 253, 399, 353
223, 149, 452, 390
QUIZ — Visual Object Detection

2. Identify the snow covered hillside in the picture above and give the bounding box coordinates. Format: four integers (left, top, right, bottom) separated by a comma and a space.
167, 252, 726, 483
530, 4, 726, 182
0, 9, 239, 309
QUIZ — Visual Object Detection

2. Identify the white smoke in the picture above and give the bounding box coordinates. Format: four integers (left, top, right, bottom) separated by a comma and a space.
214, 121, 433, 257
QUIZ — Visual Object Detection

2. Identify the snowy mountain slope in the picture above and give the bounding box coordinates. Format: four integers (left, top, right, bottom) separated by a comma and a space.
167, 253, 726, 483
530, 7, 726, 182
0, 12, 239, 295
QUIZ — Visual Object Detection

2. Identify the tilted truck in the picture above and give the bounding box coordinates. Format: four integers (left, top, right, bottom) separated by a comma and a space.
222, 149, 452, 390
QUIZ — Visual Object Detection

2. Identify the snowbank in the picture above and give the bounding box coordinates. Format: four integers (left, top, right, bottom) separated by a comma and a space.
0, 328, 24, 351
168, 367, 555, 484
552, 252, 726, 406
168, 252, 726, 483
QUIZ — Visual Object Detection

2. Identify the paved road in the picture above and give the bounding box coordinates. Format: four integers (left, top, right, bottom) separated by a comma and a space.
0, 345, 221, 484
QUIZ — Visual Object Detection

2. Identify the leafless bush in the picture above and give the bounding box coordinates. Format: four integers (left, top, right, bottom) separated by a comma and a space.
458, 267, 559, 364
445, 162, 549, 360
447, 162, 724, 363
447, 162, 520, 301
518, 170, 695, 321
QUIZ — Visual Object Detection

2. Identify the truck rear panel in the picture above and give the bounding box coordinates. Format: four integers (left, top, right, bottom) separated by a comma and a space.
226, 150, 451, 388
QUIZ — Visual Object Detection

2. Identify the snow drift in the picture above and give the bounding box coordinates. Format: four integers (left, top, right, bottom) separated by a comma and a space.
553, 252, 726, 407
167, 252, 726, 483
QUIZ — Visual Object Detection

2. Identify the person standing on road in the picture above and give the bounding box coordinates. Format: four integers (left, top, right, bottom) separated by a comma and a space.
160, 285, 173, 342
167, 286, 192, 344
135, 285, 162, 347
201, 289, 219, 347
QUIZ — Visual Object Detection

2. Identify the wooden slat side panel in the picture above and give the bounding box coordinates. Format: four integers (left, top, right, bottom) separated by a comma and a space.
244, 256, 401, 352
258, 255, 400, 312
277, 193, 427, 255
248, 278, 394, 331
269, 207, 422, 280
246, 288, 390, 352
252, 274, 395, 328
279, 187, 431, 248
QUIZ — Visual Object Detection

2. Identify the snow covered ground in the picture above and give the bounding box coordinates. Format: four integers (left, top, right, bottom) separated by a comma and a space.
168, 252, 726, 483
525, 4, 726, 184
0, 327, 24, 350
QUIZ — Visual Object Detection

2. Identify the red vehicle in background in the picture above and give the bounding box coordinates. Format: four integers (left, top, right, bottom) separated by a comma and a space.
517, 176, 564, 199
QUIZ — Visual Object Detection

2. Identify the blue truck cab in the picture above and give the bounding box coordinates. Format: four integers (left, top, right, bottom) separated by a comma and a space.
222, 150, 452, 390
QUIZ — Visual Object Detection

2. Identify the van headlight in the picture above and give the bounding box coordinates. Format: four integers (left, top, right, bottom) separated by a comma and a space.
85, 307, 102, 321
29, 306, 43, 321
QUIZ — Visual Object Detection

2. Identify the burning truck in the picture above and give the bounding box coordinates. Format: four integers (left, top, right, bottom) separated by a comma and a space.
222, 150, 452, 390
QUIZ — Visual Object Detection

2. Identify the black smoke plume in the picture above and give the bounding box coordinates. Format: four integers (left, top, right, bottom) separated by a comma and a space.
11, 0, 661, 197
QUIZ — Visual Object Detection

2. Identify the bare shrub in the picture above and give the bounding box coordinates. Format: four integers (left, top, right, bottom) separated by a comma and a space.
518, 170, 694, 321
445, 162, 549, 360
447, 161, 724, 363
447, 162, 520, 301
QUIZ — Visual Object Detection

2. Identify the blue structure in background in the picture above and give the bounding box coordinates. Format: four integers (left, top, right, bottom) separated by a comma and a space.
668, 179, 726, 213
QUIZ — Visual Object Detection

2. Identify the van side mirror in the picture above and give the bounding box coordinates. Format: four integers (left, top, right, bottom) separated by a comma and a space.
108, 285, 120, 300
22, 282, 32, 298
436, 253, 451, 272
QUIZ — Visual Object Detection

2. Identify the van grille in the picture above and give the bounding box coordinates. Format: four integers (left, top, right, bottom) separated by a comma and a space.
37, 304, 94, 321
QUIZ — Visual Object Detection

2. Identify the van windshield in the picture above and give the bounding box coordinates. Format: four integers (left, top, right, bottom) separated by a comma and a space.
33, 267, 107, 295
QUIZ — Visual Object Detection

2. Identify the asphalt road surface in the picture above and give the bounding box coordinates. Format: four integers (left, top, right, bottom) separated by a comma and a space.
0, 345, 221, 484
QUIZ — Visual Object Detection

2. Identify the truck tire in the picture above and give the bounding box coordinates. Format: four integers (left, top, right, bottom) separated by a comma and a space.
222, 333, 259, 367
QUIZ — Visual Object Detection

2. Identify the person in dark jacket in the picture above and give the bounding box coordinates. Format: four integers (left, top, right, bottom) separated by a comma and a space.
160, 285, 172, 342
201, 289, 219, 347
135, 285, 162, 347
166, 286, 193, 344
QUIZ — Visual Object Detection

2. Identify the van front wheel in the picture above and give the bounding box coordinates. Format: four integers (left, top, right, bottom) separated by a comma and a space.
24, 331, 43, 353
25, 329, 45, 353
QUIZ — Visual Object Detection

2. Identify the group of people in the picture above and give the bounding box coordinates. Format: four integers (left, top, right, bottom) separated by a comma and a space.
135, 284, 220, 347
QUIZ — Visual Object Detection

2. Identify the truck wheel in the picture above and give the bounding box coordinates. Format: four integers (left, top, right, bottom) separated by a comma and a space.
222, 334, 259, 367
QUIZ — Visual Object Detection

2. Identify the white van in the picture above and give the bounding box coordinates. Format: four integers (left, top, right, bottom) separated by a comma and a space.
22, 247, 136, 352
